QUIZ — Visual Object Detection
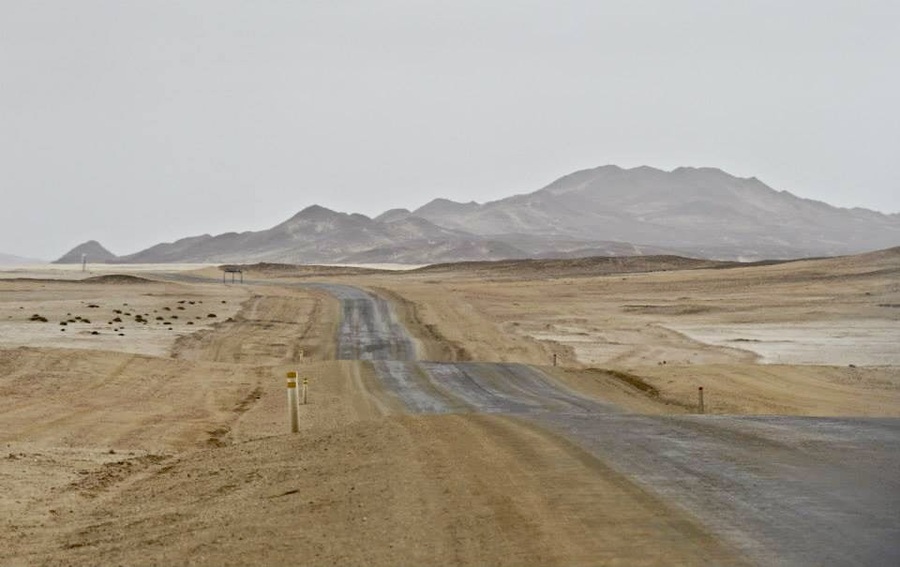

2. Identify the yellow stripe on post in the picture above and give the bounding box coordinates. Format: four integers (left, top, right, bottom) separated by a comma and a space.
286, 370, 299, 432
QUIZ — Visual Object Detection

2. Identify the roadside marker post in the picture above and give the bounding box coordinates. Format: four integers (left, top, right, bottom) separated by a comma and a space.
553, 353, 558, 367
698, 386, 705, 414
302, 377, 308, 405
286, 371, 299, 433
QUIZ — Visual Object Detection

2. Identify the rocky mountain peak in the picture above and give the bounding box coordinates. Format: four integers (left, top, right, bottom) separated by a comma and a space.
375, 208, 413, 223
414, 198, 481, 217
287, 204, 341, 221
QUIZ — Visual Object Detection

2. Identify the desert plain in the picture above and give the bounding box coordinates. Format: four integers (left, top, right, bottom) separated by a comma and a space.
1, 249, 898, 566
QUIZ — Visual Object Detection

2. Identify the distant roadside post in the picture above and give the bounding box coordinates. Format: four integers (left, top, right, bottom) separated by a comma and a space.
287, 371, 299, 433
698, 387, 705, 414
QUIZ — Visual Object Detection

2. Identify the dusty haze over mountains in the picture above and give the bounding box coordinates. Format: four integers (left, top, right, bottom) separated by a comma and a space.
54, 166, 900, 264
1, 2, 898, 260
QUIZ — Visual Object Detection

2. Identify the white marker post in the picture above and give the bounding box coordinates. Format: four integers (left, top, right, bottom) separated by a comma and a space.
698, 386, 705, 414
302, 377, 308, 405
286, 371, 299, 433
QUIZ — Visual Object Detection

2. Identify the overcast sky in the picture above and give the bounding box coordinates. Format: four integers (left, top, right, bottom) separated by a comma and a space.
2, 0, 898, 259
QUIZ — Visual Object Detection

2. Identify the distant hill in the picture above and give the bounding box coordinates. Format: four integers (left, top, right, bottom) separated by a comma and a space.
53, 240, 118, 264
413, 254, 759, 279
54, 165, 900, 264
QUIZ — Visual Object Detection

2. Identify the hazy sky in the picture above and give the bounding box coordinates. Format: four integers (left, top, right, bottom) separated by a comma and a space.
2, 1, 898, 259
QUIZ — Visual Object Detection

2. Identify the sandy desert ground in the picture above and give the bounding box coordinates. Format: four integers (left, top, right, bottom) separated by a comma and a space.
1, 249, 898, 565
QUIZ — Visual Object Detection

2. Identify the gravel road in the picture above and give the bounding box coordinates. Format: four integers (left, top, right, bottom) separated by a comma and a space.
313, 282, 900, 566
306, 283, 419, 361
539, 414, 900, 566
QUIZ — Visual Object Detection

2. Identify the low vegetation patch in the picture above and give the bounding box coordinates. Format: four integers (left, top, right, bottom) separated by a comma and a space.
82, 274, 155, 284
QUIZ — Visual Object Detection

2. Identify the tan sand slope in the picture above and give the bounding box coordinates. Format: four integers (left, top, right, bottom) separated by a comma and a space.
2, 250, 898, 565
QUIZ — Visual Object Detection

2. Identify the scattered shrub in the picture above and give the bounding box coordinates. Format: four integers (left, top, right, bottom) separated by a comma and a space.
29, 314, 48, 322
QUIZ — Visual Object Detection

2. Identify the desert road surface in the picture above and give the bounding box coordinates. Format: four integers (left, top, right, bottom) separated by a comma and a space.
312, 283, 900, 567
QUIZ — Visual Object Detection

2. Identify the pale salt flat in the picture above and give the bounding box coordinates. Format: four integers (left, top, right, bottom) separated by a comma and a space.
0, 263, 217, 279
668, 320, 900, 366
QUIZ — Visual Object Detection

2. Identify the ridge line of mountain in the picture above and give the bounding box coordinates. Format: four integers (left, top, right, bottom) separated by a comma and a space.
52, 165, 900, 264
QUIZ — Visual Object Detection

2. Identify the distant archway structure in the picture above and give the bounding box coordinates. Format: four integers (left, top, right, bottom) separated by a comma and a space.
223, 267, 243, 284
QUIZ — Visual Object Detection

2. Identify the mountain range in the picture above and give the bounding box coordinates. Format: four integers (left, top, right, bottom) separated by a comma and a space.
54, 165, 900, 264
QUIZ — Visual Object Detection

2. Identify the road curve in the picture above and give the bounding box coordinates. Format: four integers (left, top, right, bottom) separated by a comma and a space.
316, 283, 900, 566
